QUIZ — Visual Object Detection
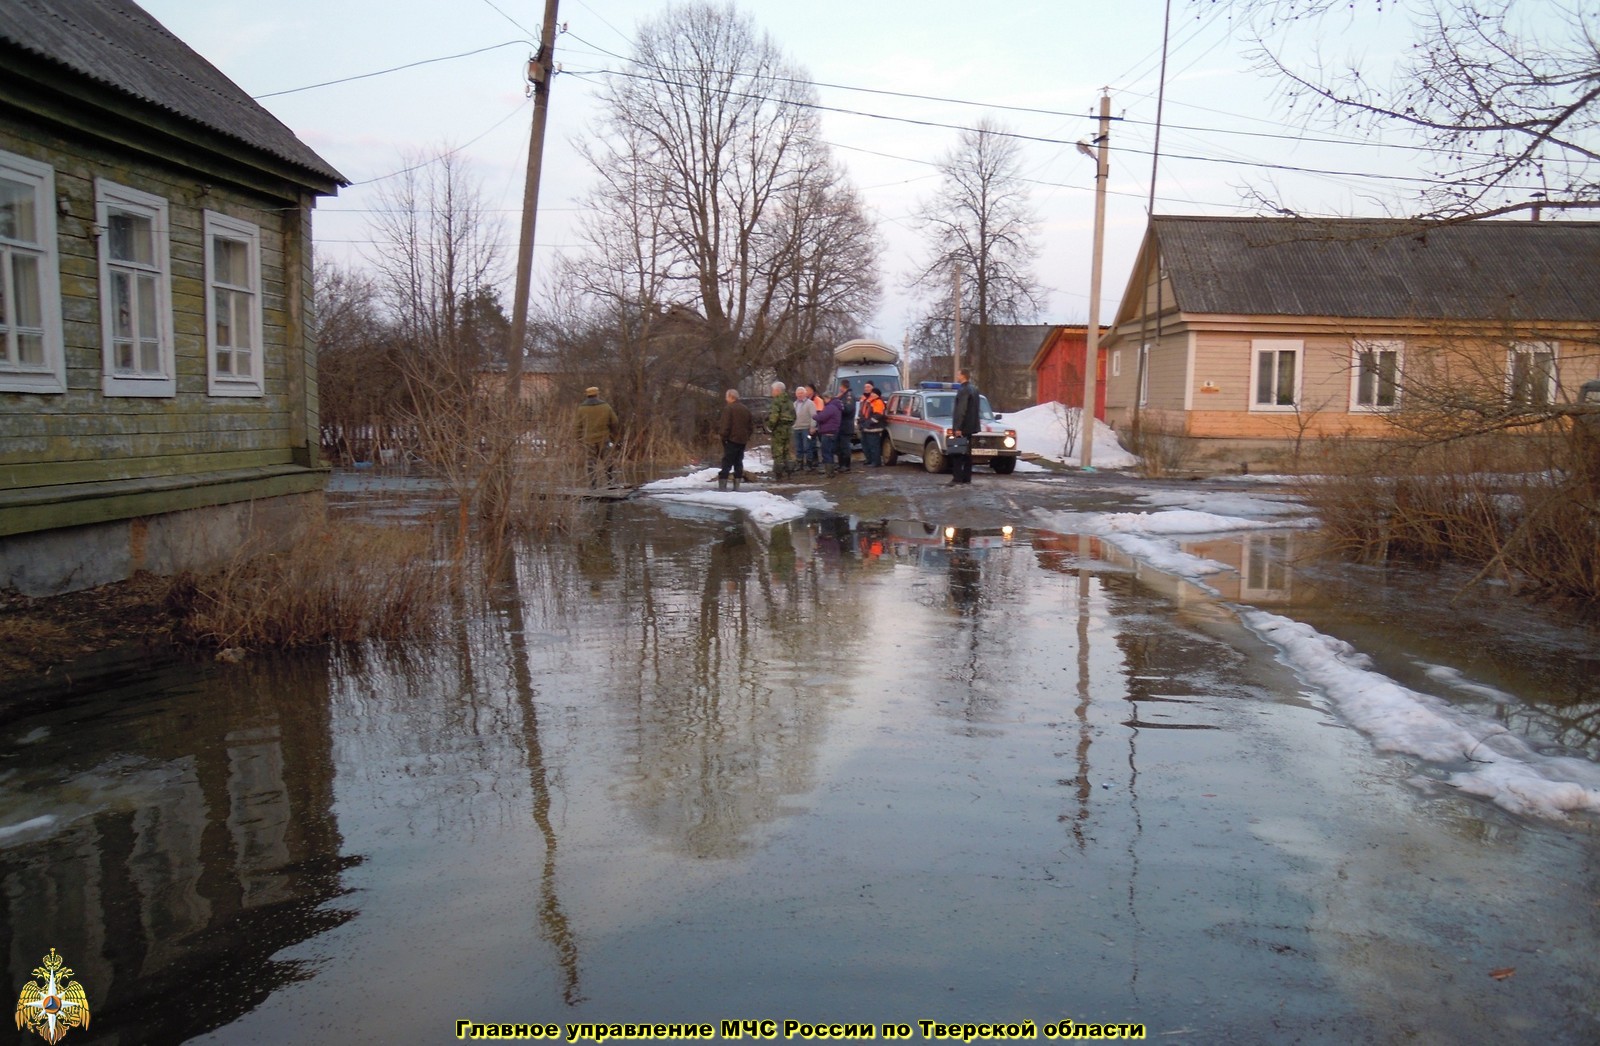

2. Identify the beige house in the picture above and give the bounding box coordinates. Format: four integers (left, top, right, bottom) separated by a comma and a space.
1103, 216, 1600, 458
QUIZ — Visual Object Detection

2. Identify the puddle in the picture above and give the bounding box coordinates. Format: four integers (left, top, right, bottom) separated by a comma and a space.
0, 503, 1595, 1041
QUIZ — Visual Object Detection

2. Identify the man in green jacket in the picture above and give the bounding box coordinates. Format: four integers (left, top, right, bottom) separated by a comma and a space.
576, 386, 620, 487
768, 381, 797, 479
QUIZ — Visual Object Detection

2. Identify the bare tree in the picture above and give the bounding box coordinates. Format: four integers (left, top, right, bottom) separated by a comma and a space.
1230, 0, 1600, 220
313, 260, 402, 464
367, 148, 506, 373
577, 2, 880, 394
908, 118, 1045, 392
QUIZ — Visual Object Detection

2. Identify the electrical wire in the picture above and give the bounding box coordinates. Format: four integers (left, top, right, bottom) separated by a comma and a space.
253, 40, 531, 99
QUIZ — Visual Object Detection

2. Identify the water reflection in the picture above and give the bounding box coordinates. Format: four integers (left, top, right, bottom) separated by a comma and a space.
0, 658, 352, 1042
3, 502, 1595, 1038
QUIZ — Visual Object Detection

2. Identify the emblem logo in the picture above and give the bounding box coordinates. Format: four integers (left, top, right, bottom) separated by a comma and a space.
14, 949, 90, 1044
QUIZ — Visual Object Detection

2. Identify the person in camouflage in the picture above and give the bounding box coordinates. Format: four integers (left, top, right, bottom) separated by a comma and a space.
767, 380, 796, 478
575, 385, 620, 487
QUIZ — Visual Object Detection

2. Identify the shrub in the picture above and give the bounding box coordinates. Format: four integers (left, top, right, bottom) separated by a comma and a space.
167, 522, 446, 649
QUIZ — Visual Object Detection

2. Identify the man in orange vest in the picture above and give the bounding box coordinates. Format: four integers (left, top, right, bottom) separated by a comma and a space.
859, 383, 888, 466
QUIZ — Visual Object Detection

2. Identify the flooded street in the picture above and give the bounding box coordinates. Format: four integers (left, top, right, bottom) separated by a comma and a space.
2, 472, 1598, 1043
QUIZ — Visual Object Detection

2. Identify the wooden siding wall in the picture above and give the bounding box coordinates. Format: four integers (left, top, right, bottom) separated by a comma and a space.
0, 112, 307, 491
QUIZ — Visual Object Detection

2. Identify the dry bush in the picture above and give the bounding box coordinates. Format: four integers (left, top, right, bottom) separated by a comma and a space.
167, 522, 446, 650
1298, 427, 1600, 606
1123, 410, 1196, 477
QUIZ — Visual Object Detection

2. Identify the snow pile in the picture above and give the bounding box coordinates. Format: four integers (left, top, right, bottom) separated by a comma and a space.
1097, 508, 1314, 536
642, 468, 810, 525
1243, 611, 1600, 820
1032, 499, 1316, 583
1003, 402, 1139, 469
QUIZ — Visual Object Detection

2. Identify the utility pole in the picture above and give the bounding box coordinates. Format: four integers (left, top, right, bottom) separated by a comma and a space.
504, 0, 562, 408
951, 264, 962, 381
1077, 93, 1111, 469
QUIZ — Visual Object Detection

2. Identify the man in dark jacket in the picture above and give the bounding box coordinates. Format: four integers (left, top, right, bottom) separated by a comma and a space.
834, 380, 856, 472
717, 388, 754, 490
576, 386, 620, 487
812, 392, 843, 478
950, 369, 981, 485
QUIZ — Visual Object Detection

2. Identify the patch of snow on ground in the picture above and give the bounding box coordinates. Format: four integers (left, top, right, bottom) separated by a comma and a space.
1030, 503, 1316, 585
1097, 532, 1229, 580
1005, 402, 1139, 469
1097, 508, 1316, 535
1417, 662, 1517, 705
1243, 611, 1600, 820
1138, 490, 1310, 518
643, 468, 810, 525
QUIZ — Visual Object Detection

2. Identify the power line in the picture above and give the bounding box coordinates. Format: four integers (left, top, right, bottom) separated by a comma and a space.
253, 40, 530, 99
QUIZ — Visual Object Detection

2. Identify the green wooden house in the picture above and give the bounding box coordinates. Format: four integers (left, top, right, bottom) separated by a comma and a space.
0, 0, 345, 594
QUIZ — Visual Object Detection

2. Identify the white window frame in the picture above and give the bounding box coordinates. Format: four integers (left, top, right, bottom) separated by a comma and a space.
204, 210, 265, 397
1111, 349, 1121, 378
97, 180, 174, 397
1241, 532, 1293, 601
1137, 343, 1150, 407
1506, 341, 1558, 409
1350, 339, 1403, 413
1251, 338, 1302, 412
0, 150, 65, 394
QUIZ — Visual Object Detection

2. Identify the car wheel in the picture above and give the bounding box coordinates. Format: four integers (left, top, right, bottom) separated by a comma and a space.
991, 457, 1016, 475
922, 441, 946, 474
884, 442, 899, 466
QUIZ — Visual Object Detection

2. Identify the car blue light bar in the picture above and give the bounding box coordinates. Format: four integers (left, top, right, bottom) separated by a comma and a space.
919, 381, 959, 390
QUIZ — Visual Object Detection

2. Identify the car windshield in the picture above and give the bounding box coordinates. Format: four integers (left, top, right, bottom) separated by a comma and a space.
922, 393, 994, 420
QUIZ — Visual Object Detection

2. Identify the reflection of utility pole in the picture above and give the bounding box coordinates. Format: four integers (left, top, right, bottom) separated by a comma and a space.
1076, 93, 1111, 468
504, 0, 563, 407
1070, 532, 1094, 849
951, 264, 962, 381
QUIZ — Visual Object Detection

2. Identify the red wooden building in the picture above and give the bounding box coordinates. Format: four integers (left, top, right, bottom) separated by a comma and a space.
1029, 324, 1109, 417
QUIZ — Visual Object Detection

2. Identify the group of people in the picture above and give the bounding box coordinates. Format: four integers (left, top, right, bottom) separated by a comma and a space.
715, 379, 888, 486
583, 369, 983, 491
784, 379, 892, 478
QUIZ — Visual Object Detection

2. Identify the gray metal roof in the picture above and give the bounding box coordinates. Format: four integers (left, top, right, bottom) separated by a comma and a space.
1153, 216, 1600, 323
1, 0, 345, 188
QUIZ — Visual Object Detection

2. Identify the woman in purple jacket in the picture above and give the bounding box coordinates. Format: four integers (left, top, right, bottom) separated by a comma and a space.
812, 394, 843, 478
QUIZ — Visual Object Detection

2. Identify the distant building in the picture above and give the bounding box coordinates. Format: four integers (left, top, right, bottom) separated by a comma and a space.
0, 0, 345, 594
1029, 324, 1109, 417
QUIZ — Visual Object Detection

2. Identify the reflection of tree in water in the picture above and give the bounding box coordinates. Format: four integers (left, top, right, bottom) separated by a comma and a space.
550, 509, 876, 859
328, 583, 586, 1003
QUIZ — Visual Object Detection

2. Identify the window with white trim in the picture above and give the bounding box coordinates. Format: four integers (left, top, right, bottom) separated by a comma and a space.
1351, 339, 1402, 411
97, 180, 174, 397
1251, 339, 1301, 411
0, 150, 64, 394
1111, 349, 1121, 378
1507, 341, 1557, 408
204, 211, 264, 396
1242, 532, 1293, 601
1137, 343, 1150, 406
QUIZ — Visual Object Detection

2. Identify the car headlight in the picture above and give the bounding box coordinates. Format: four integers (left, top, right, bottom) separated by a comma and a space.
1002, 434, 1016, 449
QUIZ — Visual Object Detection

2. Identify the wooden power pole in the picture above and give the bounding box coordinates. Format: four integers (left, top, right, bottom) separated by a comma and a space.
504, 0, 562, 407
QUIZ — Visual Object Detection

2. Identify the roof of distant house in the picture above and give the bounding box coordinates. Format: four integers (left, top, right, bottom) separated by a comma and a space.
1, 0, 346, 187
1152, 216, 1600, 323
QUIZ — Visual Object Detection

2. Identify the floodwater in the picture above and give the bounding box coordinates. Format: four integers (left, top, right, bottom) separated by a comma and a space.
2, 493, 1597, 1044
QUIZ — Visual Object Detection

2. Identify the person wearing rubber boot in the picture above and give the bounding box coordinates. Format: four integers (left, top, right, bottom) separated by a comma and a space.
768, 381, 796, 479
717, 388, 753, 491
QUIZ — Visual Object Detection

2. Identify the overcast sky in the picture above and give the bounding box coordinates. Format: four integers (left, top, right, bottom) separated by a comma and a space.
139, 0, 1535, 341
